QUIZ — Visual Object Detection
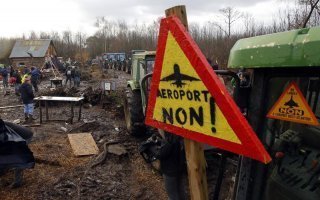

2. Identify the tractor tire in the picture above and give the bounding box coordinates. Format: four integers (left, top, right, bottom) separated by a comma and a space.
124, 88, 146, 136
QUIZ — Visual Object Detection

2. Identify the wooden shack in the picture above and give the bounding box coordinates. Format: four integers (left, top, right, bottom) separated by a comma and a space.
9, 39, 57, 69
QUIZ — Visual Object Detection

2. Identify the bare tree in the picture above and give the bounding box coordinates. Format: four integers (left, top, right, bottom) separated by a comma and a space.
302, 0, 320, 27
242, 13, 255, 36
218, 7, 243, 37
29, 31, 38, 39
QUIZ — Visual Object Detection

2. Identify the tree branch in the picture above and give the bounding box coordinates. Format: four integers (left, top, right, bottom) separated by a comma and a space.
302, 0, 320, 28
210, 22, 229, 36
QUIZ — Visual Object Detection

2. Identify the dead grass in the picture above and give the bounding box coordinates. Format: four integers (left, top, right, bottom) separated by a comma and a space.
130, 154, 167, 200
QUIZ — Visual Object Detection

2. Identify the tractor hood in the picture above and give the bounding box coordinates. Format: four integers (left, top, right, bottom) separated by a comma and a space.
228, 26, 320, 69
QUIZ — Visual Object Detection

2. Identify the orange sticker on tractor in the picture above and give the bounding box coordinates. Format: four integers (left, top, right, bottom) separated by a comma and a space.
267, 82, 319, 126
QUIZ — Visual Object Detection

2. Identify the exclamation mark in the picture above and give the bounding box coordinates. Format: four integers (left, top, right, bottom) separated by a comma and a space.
210, 97, 216, 133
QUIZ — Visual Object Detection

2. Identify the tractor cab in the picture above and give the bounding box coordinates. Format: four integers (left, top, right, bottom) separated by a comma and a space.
228, 27, 320, 200
124, 51, 156, 136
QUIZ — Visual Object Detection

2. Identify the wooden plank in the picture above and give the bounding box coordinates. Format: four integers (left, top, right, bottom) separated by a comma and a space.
165, 5, 208, 200
68, 132, 99, 156
0, 105, 24, 109
23, 123, 41, 127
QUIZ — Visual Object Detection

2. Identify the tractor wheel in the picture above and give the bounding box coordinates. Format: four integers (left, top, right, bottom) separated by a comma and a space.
124, 88, 146, 136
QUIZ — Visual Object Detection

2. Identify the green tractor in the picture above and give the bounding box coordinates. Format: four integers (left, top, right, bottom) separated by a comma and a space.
123, 51, 156, 136
229, 27, 320, 200
123, 27, 320, 199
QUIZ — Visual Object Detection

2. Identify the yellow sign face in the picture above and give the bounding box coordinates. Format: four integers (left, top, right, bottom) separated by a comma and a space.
152, 32, 241, 144
267, 82, 319, 126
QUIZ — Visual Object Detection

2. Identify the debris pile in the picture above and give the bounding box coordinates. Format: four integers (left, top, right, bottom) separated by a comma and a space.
68, 120, 101, 133
81, 70, 92, 81
82, 87, 102, 106
38, 87, 67, 97
37, 86, 104, 106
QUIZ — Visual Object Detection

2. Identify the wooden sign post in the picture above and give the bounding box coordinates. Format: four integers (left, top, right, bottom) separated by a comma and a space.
165, 5, 209, 200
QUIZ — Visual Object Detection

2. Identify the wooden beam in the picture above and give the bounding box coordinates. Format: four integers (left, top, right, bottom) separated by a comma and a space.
165, 5, 208, 200
184, 139, 208, 200
0, 105, 24, 109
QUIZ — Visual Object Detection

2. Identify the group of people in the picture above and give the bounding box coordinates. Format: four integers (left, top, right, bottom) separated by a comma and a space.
1, 66, 41, 94
65, 65, 81, 87
1, 64, 82, 124
1, 66, 41, 124
0, 63, 83, 189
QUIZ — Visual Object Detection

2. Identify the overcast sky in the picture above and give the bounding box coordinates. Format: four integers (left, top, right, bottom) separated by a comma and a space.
0, 0, 294, 38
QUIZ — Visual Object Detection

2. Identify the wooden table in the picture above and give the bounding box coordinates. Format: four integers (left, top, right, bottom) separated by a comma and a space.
34, 96, 84, 124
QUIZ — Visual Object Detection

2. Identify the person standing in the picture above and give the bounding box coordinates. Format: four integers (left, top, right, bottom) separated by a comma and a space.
65, 67, 72, 87
9, 65, 14, 77
30, 67, 40, 92
21, 72, 30, 84
74, 66, 81, 87
12, 70, 22, 95
1, 66, 9, 89
19, 76, 35, 123
23, 66, 30, 75
159, 133, 187, 200
71, 66, 76, 86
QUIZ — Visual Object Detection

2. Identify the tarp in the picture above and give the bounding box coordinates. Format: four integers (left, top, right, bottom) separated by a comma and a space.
0, 120, 35, 169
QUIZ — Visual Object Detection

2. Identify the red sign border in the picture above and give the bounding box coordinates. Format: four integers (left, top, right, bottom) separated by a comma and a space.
145, 16, 271, 163
267, 82, 319, 126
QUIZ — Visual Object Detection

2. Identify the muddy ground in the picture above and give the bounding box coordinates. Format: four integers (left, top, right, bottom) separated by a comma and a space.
0, 67, 237, 200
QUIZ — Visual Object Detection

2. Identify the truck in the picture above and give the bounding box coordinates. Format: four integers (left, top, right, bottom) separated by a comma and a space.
102, 52, 126, 71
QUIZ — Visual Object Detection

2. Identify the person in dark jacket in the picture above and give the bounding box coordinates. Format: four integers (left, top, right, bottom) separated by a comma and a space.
73, 66, 81, 87
12, 70, 22, 95
19, 76, 35, 123
1, 66, 9, 88
30, 67, 40, 92
65, 66, 73, 87
158, 132, 187, 200
71, 66, 76, 86
138, 131, 187, 200
23, 66, 30, 75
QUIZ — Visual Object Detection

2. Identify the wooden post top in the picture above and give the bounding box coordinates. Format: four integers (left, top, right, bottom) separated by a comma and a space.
165, 5, 189, 31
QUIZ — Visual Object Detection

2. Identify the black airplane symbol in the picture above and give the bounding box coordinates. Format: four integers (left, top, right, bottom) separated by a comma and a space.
284, 95, 299, 108
160, 64, 200, 88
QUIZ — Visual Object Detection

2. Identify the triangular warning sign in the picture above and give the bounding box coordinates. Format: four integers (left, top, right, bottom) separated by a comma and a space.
267, 82, 319, 126
145, 16, 271, 163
